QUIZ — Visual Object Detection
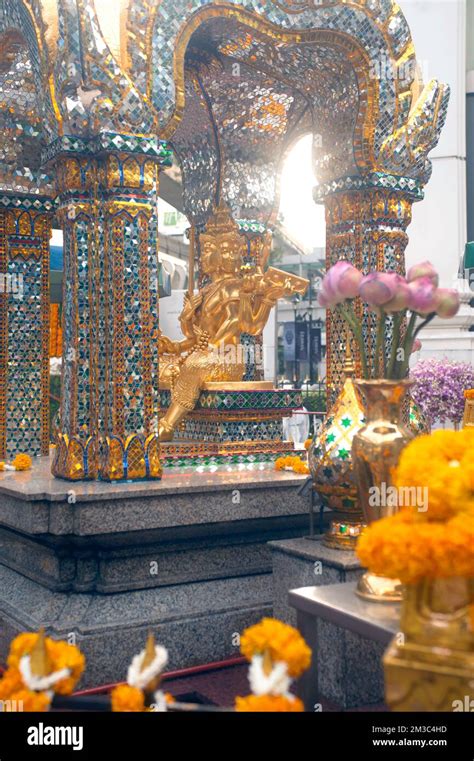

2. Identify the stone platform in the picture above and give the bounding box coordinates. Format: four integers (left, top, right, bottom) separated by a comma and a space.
269, 537, 363, 625
289, 582, 400, 710
0, 457, 308, 687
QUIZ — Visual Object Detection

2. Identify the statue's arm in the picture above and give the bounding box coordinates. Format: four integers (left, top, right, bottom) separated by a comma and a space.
158, 332, 195, 355
239, 293, 275, 334
179, 292, 203, 338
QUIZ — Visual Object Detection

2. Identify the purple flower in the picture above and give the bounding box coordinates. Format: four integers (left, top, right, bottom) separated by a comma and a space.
411, 359, 474, 425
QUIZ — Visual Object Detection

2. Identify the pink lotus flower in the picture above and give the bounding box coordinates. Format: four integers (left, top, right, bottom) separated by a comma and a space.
318, 261, 363, 308
407, 260, 439, 287
318, 290, 330, 308
382, 273, 410, 312
435, 288, 460, 318
359, 272, 398, 307
407, 276, 438, 315
411, 339, 422, 353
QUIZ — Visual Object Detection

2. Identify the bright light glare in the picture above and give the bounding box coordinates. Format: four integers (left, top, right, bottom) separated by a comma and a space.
279, 134, 325, 252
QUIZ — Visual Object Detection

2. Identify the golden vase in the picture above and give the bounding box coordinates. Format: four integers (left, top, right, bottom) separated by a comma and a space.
308, 358, 366, 550
384, 577, 474, 711
352, 378, 414, 601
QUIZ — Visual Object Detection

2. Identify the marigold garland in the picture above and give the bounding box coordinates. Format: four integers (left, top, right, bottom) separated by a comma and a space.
0, 662, 52, 711
111, 684, 145, 712
7, 689, 51, 712
240, 617, 311, 678
235, 694, 304, 712
48, 640, 86, 695
357, 511, 474, 584
12, 453, 32, 471
0, 666, 23, 699
6, 632, 85, 695
110, 685, 175, 712
392, 428, 474, 521
275, 455, 309, 475
357, 429, 474, 583
464, 389, 474, 400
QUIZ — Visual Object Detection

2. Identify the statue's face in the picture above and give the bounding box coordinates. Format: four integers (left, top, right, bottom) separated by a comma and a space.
200, 238, 218, 274
220, 235, 241, 274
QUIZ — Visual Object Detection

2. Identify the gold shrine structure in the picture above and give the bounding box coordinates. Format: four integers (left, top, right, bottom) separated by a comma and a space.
0, 0, 449, 480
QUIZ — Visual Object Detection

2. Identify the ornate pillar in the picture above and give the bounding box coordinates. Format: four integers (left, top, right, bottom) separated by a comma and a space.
316, 175, 421, 403
0, 199, 52, 459
49, 134, 172, 481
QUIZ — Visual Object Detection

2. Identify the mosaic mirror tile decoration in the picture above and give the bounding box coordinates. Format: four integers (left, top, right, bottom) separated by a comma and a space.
0, 0, 449, 477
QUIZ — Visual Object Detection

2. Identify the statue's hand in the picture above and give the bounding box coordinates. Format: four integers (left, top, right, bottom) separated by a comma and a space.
241, 272, 267, 295
158, 335, 180, 355
184, 292, 203, 310
262, 285, 287, 302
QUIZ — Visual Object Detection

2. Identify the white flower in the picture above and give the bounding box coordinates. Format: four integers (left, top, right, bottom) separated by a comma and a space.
151, 689, 169, 712
19, 655, 70, 692
127, 645, 168, 691
248, 655, 292, 697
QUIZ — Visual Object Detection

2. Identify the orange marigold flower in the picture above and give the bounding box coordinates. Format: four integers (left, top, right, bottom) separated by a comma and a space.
393, 429, 474, 521
48, 640, 86, 695
356, 511, 474, 584
235, 694, 304, 712
6, 632, 85, 695
275, 456, 309, 475
111, 684, 145, 712
12, 453, 32, 471
240, 618, 311, 678
9, 689, 51, 712
7, 633, 38, 669
0, 667, 23, 699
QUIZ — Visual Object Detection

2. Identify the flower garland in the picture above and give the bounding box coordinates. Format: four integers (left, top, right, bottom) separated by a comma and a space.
275, 455, 309, 475
110, 633, 174, 712
236, 694, 304, 712
0, 630, 85, 711
235, 618, 311, 712
357, 429, 474, 584
465, 389, 474, 400
0, 453, 33, 472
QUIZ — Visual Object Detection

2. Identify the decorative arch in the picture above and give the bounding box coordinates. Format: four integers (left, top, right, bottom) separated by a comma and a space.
0, 0, 60, 138
162, 10, 384, 228
126, 0, 414, 145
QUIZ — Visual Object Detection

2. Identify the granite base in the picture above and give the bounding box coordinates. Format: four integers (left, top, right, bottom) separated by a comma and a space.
0, 458, 308, 687
289, 582, 401, 710
269, 537, 363, 625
